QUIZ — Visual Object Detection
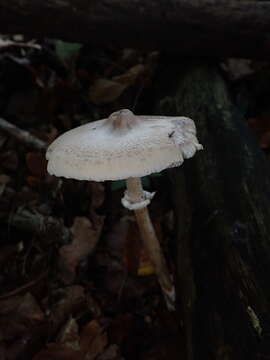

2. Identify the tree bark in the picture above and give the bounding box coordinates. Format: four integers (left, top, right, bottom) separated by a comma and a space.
2, 1, 270, 57
154, 60, 270, 359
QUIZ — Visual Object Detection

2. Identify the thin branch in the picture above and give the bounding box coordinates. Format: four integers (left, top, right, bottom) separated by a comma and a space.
0, 117, 47, 150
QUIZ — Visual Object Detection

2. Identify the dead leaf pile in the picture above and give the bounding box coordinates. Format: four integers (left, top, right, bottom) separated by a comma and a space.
0, 35, 182, 360
59, 216, 104, 284
34, 319, 115, 360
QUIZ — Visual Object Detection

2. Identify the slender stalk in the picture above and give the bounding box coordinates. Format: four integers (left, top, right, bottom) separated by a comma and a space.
126, 177, 175, 310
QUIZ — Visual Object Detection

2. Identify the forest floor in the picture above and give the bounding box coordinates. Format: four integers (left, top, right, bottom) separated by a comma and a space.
0, 36, 269, 360
0, 36, 183, 360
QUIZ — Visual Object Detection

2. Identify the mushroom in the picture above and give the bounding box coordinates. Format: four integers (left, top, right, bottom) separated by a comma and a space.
46, 109, 203, 310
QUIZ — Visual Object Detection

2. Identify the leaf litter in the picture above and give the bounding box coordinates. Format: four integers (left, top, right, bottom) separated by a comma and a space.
0, 34, 210, 360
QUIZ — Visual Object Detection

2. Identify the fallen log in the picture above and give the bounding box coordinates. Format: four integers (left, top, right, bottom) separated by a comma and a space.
1, 1, 270, 57
154, 60, 270, 359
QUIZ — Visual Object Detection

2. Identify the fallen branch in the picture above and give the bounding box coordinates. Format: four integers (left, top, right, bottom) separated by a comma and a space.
1, 1, 270, 57
0, 117, 47, 150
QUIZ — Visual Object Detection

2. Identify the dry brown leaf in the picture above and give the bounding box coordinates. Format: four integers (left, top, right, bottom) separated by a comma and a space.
0, 292, 44, 327
80, 320, 108, 359
49, 285, 85, 332
26, 152, 47, 177
33, 344, 83, 360
96, 344, 119, 360
58, 317, 80, 351
17, 292, 45, 322
34, 320, 108, 360
59, 216, 104, 283
89, 78, 127, 105
0, 292, 45, 359
112, 64, 145, 85
89, 63, 145, 105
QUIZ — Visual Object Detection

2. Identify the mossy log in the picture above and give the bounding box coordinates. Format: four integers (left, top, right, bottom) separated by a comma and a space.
154, 61, 270, 360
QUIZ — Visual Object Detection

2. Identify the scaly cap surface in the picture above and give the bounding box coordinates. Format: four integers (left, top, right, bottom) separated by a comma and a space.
46, 109, 203, 181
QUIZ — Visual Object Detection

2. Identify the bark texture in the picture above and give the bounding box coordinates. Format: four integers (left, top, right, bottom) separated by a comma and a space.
154, 60, 270, 359
1, 1, 270, 57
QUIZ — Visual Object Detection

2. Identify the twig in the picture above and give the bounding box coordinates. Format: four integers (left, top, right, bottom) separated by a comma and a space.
0, 117, 47, 150
0, 38, 41, 50
0, 271, 48, 300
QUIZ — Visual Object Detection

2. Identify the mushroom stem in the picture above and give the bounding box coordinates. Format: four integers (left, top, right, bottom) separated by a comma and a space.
126, 177, 175, 310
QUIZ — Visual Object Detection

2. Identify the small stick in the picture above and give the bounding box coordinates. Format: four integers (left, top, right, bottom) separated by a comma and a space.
0, 271, 47, 300
0, 117, 46, 150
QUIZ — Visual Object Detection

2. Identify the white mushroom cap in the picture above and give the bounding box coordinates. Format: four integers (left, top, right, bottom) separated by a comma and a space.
46, 109, 203, 181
